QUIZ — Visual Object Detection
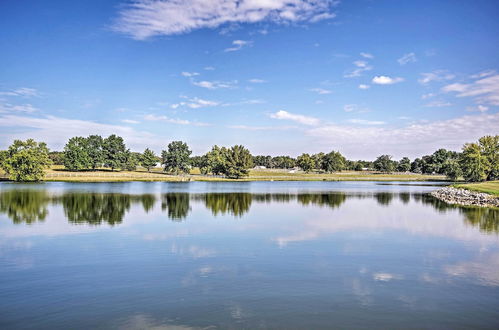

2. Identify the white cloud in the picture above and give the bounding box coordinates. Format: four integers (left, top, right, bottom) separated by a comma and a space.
121, 119, 140, 124
372, 75, 404, 85
347, 119, 385, 125
0, 114, 160, 151
358, 84, 370, 90
204, 66, 215, 71
192, 80, 237, 89
307, 113, 499, 158
114, 0, 339, 39
228, 125, 294, 131
343, 104, 370, 113
442, 73, 499, 105
171, 97, 220, 109
344, 60, 373, 78
421, 93, 435, 99
360, 52, 373, 59
470, 70, 495, 79
181, 71, 199, 77
270, 110, 320, 126
467, 105, 489, 112
144, 114, 209, 126
309, 88, 332, 95
248, 78, 267, 83
424, 100, 452, 107
397, 52, 417, 65
0, 103, 38, 113
0, 87, 40, 97
224, 39, 252, 52
418, 70, 455, 85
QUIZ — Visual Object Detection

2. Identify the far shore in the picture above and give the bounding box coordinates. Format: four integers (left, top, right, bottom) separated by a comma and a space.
1, 166, 449, 183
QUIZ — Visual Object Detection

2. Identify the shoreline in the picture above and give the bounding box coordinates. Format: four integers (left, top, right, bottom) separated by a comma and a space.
430, 187, 499, 208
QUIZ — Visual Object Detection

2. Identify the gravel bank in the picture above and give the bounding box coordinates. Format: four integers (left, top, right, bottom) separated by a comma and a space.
430, 187, 499, 208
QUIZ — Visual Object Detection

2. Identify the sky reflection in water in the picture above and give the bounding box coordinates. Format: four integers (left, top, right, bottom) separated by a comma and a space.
0, 182, 498, 329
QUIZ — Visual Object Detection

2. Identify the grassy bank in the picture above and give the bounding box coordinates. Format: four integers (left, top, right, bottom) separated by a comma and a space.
453, 181, 499, 196
1, 166, 447, 182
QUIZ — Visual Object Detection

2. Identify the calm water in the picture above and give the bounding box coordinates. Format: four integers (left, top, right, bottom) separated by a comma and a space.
0, 181, 498, 329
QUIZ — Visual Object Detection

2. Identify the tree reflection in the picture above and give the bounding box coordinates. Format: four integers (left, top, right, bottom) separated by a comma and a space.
375, 192, 394, 206
462, 207, 499, 234
199, 193, 252, 217
0, 190, 49, 224
58, 193, 131, 226
297, 193, 346, 209
161, 193, 190, 221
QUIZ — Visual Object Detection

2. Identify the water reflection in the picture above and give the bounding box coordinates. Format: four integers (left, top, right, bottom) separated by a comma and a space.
0, 189, 498, 234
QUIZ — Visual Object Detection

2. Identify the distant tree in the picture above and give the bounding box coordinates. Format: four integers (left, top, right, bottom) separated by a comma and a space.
48, 151, 64, 165
201, 145, 226, 175
354, 162, 364, 171
1, 139, 51, 182
272, 156, 296, 169
443, 158, 462, 181
297, 153, 315, 173
103, 135, 127, 171
189, 155, 204, 169
123, 151, 140, 171
63, 136, 91, 171
397, 157, 411, 172
373, 155, 395, 173
312, 152, 325, 170
253, 155, 273, 168
141, 148, 157, 172
86, 135, 105, 169
222, 145, 253, 179
460, 143, 486, 182
162, 141, 192, 174
321, 151, 346, 173
478, 135, 499, 181
0, 150, 8, 168
411, 158, 424, 174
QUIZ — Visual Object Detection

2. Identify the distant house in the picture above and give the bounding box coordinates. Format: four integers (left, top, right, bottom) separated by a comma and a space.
254, 166, 266, 169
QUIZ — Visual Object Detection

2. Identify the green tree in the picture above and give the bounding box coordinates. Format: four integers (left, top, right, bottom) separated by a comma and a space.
443, 158, 462, 181
397, 157, 411, 172
48, 151, 64, 165
63, 136, 91, 171
297, 153, 315, 173
373, 155, 395, 173
162, 141, 192, 174
141, 148, 157, 172
200, 145, 226, 175
123, 151, 139, 171
460, 143, 486, 182
411, 158, 424, 173
103, 135, 127, 171
312, 152, 325, 170
1, 139, 51, 182
321, 151, 345, 173
478, 135, 499, 181
86, 135, 105, 169
222, 145, 254, 179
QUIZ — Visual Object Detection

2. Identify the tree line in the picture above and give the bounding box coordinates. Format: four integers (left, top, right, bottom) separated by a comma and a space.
0, 134, 497, 183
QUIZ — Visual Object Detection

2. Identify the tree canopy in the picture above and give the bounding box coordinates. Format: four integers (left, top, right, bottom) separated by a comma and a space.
1, 139, 51, 182
162, 141, 192, 174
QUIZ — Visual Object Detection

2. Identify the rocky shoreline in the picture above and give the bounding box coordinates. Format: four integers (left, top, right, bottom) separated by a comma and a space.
430, 187, 499, 208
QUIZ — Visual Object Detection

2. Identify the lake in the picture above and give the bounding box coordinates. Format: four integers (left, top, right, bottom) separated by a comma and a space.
0, 181, 498, 329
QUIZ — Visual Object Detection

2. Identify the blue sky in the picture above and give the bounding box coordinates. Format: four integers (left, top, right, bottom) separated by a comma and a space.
0, 0, 498, 159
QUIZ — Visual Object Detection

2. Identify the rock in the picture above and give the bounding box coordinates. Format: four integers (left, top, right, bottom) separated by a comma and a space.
430, 187, 499, 208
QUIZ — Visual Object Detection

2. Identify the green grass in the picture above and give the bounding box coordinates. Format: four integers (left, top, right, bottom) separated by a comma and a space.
453, 181, 499, 196
29, 166, 448, 183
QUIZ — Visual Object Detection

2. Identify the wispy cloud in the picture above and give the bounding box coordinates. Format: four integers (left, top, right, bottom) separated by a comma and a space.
418, 70, 455, 85
113, 0, 339, 40
0, 103, 38, 113
397, 52, 417, 65
144, 114, 209, 126
358, 84, 370, 90
345, 60, 373, 78
424, 100, 452, 107
270, 110, 320, 126
309, 88, 332, 95
0, 87, 40, 97
248, 78, 267, 83
121, 119, 140, 124
307, 113, 499, 158
192, 80, 237, 89
181, 71, 199, 77
224, 39, 252, 52
343, 104, 370, 113
442, 73, 499, 105
171, 96, 220, 109
347, 119, 385, 125
372, 75, 404, 85
360, 52, 374, 59
228, 125, 295, 131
